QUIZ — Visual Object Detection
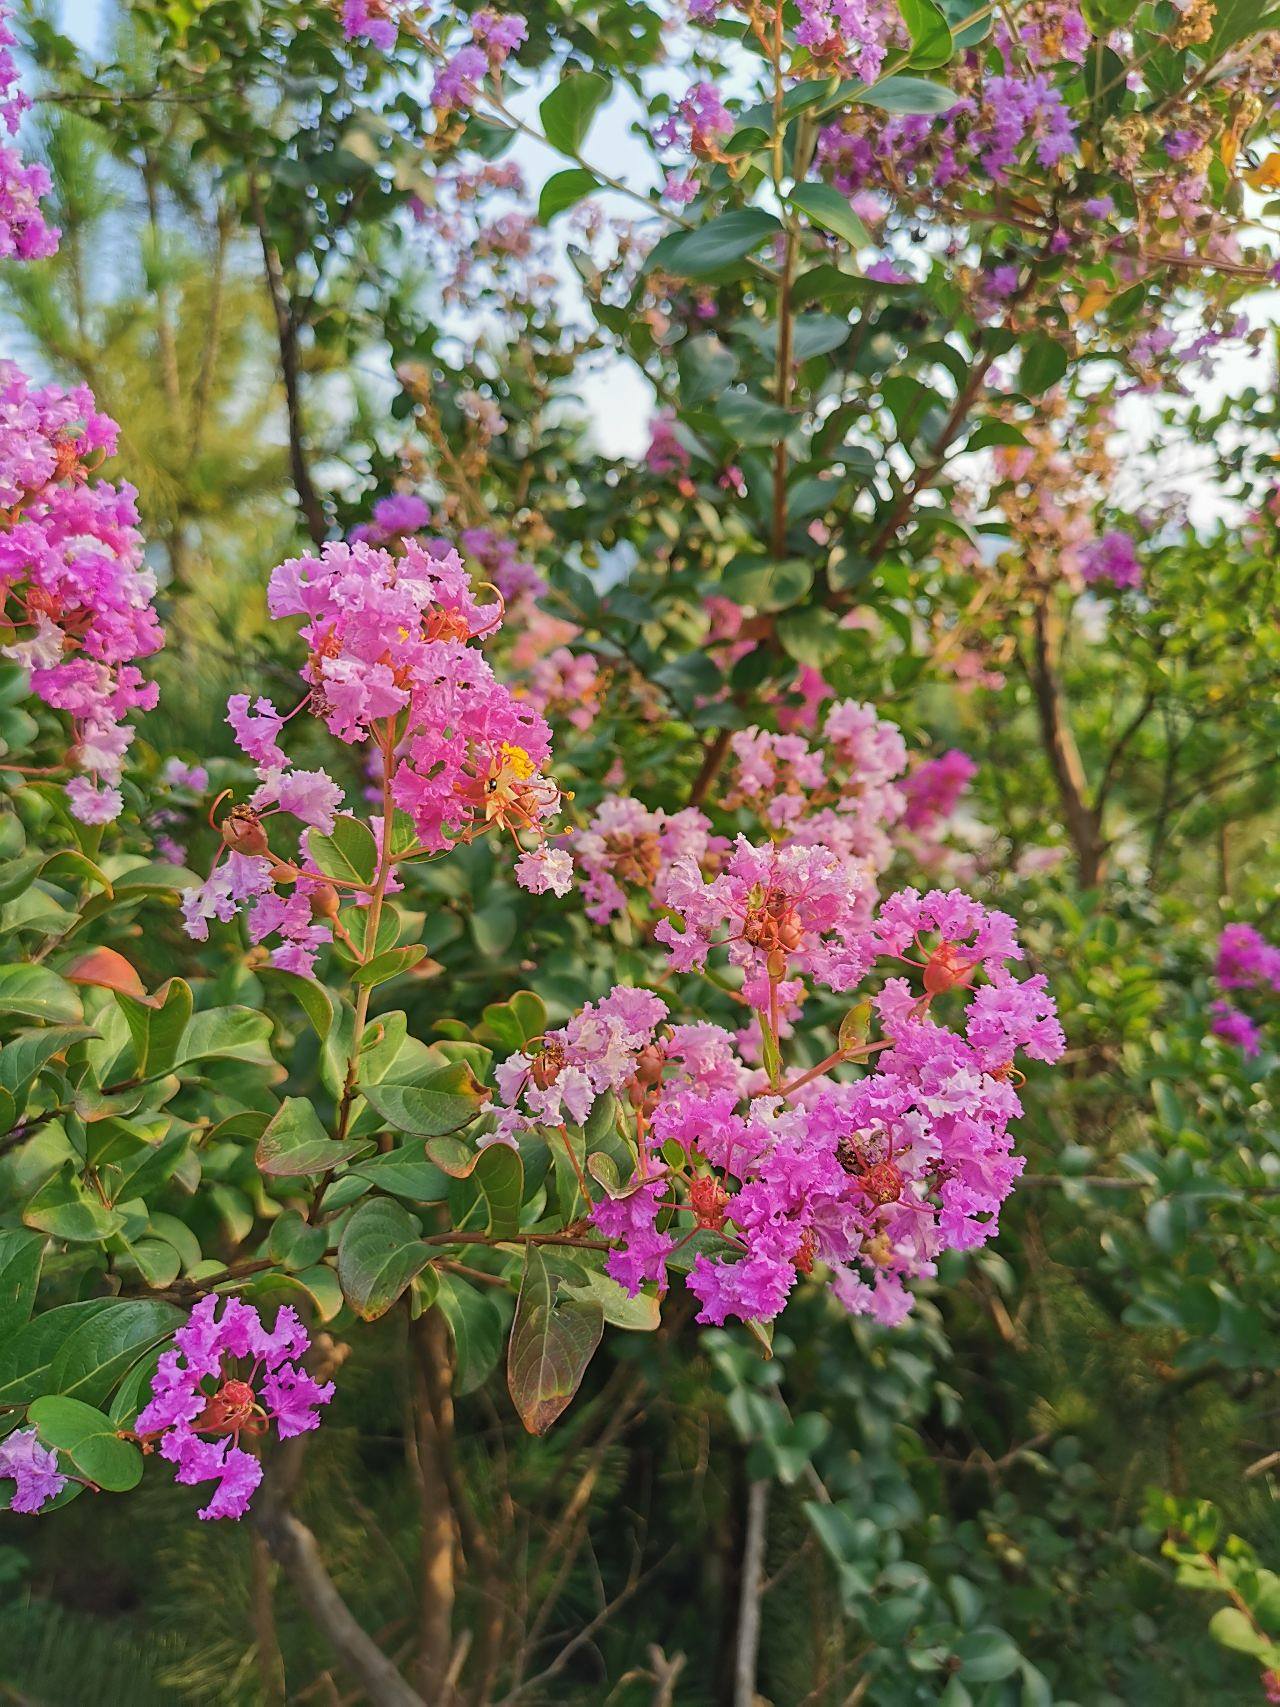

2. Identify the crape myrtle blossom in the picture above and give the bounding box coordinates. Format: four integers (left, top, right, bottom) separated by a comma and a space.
430, 10, 527, 112
656, 835, 876, 1004
901, 750, 978, 834
0, 1426, 67, 1514
1207, 923, 1280, 1057
1080, 530, 1142, 590
0, 2, 59, 260
494, 890, 1062, 1327
0, 361, 162, 820
131, 1295, 333, 1521
492, 985, 670, 1141
180, 532, 566, 974
572, 795, 722, 925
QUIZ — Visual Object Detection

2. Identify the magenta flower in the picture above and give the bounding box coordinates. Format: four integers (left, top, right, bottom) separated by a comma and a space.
0, 1426, 66, 1515
1080, 531, 1142, 590
0, 359, 162, 819
134, 1294, 334, 1521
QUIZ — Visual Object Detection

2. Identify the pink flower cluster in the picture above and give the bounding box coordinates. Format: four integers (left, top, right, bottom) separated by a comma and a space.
351, 491, 432, 547
727, 698, 910, 871
341, 0, 400, 49
901, 750, 977, 834
794, 0, 900, 82
524, 646, 602, 733
0, 361, 163, 821
1080, 530, 1142, 591
0, 1425, 66, 1514
181, 533, 565, 971
572, 795, 723, 926
0, 3, 58, 261
134, 1294, 333, 1521
1209, 924, 1280, 1058
431, 10, 527, 112
657, 835, 876, 1008
492, 984, 670, 1138
492, 888, 1062, 1328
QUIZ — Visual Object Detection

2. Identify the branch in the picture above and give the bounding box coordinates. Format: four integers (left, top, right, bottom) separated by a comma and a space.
1024, 594, 1105, 887
734, 1479, 770, 1707
248, 172, 327, 547
254, 1443, 427, 1707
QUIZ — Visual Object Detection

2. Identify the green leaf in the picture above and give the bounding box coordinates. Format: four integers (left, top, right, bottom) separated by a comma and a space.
1020, 334, 1070, 394
859, 74, 959, 113
0, 1229, 44, 1344
470, 900, 517, 958
362, 1065, 489, 1138
0, 964, 82, 1025
716, 388, 795, 446
777, 606, 843, 669
722, 556, 814, 611
256, 1097, 366, 1177
648, 209, 781, 279
475, 990, 546, 1053
261, 967, 334, 1040
116, 978, 193, 1080
0, 1025, 94, 1106
47, 1298, 183, 1406
23, 1165, 126, 1242
506, 1245, 604, 1435
539, 167, 598, 221
0, 853, 43, 905
1208, 1606, 1272, 1659
792, 314, 851, 361
954, 1629, 1022, 1682
337, 1197, 431, 1319
308, 816, 378, 886
678, 333, 738, 406
476, 1142, 523, 1238
435, 1274, 504, 1396
28, 1395, 143, 1492
174, 1006, 273, 1067
899, 0, 953, 67
557, 1261, 660, 1331
539, 71, 611, 153
787, 181, 870, 249
354, 945, 427, 987
267, 1210, 329, 1272
352, 1146, 452, 1203
967, 420, 1030, 452
0, 1301, 116, 1403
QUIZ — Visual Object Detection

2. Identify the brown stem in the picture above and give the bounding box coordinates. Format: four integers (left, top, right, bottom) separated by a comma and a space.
733, 1479, 770, 1707
251, 1531, 286, 1705
1026, 594, 1106, 888
410, 1310, 457, 1699
248, 172, 327, 547
254, 1439, 426, 1707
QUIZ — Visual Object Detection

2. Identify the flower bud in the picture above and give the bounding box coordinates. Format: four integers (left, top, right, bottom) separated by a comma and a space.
308, 881, 341, 922
221, 804, 270, 858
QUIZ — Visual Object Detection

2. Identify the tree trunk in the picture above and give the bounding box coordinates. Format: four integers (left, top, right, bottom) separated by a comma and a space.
734, 1479, 769, 1707
1028, 595, 1107, 888
412, 1309, 458, 1700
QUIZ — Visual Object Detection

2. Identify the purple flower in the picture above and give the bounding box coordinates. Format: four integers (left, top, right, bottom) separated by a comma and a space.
1079, 530, 1142, 590
134, 1294, 334, 1521
0, 1426, 66, 1514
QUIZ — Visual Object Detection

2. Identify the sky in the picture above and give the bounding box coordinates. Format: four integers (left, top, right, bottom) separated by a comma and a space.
48, 0, 1271, 522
